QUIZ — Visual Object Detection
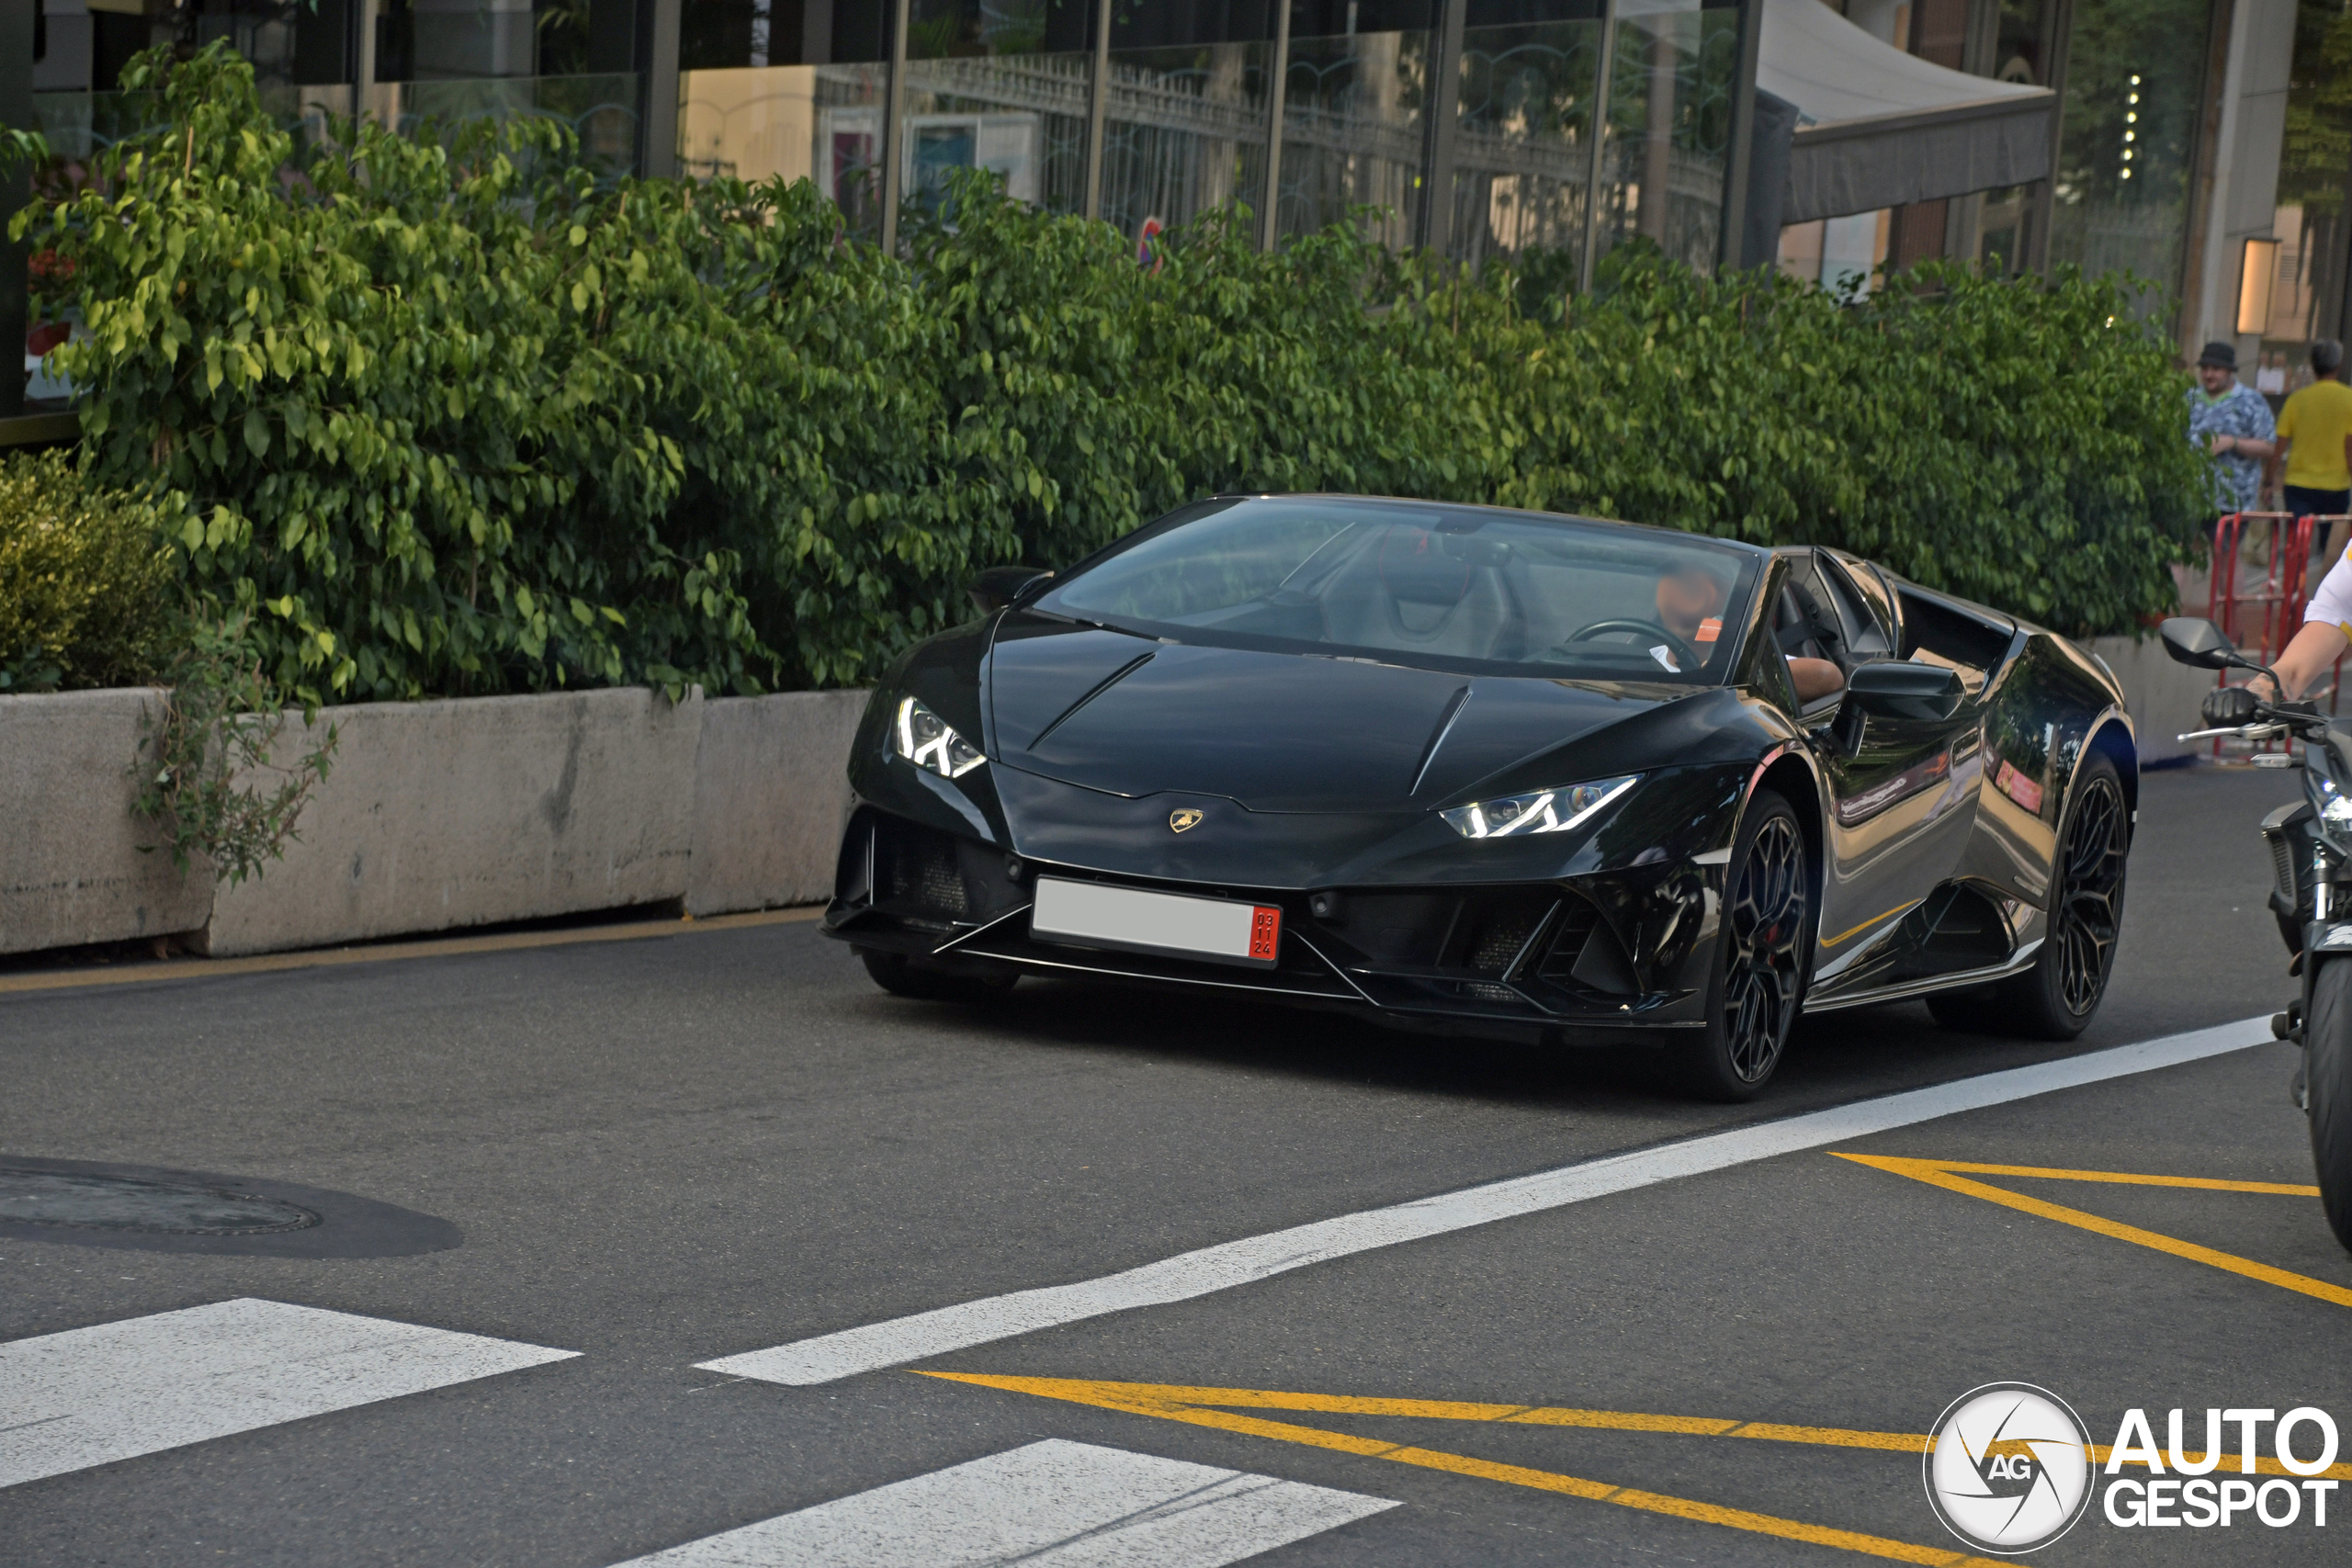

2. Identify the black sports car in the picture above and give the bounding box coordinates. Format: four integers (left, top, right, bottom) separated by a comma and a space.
824, 495, 2134, 1098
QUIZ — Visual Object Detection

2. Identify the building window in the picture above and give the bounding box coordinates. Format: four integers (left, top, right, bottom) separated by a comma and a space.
2044, 0, 2213, 311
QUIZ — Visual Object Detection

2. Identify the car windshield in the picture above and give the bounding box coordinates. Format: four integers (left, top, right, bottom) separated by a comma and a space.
1031, 498, 1762, 683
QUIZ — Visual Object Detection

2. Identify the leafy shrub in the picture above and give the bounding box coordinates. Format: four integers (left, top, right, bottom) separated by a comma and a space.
18, 44, 2209, 707
0, 449, 178, 692
133, 613, 340, 887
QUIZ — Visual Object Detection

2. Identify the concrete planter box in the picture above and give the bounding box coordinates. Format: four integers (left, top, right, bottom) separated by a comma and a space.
686, 691, 872, 919
202, 687, 705, 957
2077, 634, 2216, 765
1, 689, 211, 955
3, 685, 872, 961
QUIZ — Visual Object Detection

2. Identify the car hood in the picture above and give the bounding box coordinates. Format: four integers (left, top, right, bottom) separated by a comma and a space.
985, 616, 1680, 813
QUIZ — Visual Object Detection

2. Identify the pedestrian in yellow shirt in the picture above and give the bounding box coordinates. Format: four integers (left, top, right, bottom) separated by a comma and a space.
2272, 339, 2352, 531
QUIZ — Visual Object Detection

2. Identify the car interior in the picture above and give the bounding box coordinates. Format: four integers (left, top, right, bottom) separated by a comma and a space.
1772, 552, 1897, 711
1164, 517, 1755, 680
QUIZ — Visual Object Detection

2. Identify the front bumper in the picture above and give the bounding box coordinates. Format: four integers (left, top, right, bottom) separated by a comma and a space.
824, 805, 1723, 1045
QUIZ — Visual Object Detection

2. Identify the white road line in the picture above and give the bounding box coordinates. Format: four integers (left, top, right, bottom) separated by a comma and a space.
0, 1297, 578, 1488
701, 1014, 2276, 1386
611, 1438, 1397, 1567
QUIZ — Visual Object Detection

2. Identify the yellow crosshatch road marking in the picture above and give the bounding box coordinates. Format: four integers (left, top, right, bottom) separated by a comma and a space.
1834, 1153, 2352, 1310
919, 1373, 2013, 1567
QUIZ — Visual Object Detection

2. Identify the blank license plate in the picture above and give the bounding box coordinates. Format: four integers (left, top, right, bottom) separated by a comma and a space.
1030, 878, 1281, 967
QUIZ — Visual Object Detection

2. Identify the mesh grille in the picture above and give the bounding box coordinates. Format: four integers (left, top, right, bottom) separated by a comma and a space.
912, 851, 968, 918
881, 824, 971, 919
1468, 916, 1537, 974
2268, 830, 2300, 909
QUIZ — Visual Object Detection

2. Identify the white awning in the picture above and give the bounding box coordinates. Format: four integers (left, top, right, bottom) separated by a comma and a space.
1758, 0, 2056, 223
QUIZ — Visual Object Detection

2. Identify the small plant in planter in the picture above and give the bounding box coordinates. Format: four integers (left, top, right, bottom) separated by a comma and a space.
133, 614, 342, 889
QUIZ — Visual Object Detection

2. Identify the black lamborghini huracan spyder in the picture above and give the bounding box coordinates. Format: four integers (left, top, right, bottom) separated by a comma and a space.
823, 495, 2134, 1099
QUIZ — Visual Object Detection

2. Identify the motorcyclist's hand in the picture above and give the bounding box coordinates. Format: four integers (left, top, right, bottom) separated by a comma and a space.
2201, 684, 2262, 728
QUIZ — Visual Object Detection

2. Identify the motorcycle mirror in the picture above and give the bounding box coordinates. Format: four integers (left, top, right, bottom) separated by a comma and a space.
2159, 616, 2245, 670
968, 565, 1052, 616
1847, 660, 1965, 722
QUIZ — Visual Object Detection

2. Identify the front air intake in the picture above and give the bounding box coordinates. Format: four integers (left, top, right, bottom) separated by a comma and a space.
876, 818, 973, 924
1537, 896, 1638, 995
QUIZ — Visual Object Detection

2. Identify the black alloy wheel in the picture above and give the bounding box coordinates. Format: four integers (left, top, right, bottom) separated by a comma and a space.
2052, 767, 2129, 1014
1928, 751, 2129, 1041
1673, 789, 1812, 1100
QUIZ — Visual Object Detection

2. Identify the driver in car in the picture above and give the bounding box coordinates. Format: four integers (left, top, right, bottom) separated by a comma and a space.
1657, 563, 1725, 648
1656, 563, 1845, 701
2204, 549, 2352, 724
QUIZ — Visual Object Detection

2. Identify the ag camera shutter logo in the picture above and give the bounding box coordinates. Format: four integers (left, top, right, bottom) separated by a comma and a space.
1924, 1383, 2095, 1553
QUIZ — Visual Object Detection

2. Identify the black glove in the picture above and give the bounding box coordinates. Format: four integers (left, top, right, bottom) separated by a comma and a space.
2201, 684, 2262, 728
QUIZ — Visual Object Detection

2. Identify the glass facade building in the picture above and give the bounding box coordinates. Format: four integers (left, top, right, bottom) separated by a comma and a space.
8, 0, 2351, 379
17, 0, 1760, 272
667, 0, 1756, 265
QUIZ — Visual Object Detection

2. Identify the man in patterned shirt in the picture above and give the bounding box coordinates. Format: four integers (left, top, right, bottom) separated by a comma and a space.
2187, 340, 2276, 516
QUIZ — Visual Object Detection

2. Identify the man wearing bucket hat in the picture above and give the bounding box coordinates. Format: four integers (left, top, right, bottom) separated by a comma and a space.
2187, 340, 2275, 517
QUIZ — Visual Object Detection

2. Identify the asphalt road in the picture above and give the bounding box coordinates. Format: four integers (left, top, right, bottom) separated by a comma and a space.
4, 761, 2349, 1566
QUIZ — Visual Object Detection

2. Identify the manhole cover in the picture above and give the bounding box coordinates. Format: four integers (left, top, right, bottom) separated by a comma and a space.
0, 1168, 320, 1235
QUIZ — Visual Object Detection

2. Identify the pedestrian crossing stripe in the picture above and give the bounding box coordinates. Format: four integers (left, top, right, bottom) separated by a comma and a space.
0, 1298, 578, 1489
609, 1438, 1395, 1566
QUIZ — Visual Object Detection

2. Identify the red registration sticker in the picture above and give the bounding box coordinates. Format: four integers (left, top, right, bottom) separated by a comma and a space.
1250, 905, 1283, 962
1696, 616, 1723, 643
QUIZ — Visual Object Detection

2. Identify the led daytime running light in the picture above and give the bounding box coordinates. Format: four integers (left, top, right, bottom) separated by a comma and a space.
894, 695, 986, 778
1442, 774, 1639, 839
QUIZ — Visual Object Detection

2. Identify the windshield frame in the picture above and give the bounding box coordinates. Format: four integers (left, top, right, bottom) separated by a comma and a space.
1023, 495, 1769, 686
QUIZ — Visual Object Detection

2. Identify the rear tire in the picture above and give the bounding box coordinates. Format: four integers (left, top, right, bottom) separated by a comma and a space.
1669, 790, 1812, 1101
1928, 753, 2128, 1041
860, 950, 1018, 1003
2307, 959, 2352, 1254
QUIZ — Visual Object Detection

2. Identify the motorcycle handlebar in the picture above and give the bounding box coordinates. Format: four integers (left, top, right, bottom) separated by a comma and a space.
2176, 723, 2293, 743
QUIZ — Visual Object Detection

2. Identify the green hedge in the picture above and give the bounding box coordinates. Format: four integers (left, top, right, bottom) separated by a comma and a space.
17, 44, 2211, 705
0, 450, 177, 692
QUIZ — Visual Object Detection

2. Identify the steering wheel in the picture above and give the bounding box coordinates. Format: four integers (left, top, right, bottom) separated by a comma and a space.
1561, 618, 1702, 673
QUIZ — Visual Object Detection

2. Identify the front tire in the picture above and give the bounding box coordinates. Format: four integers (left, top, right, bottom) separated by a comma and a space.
1928, 752, 2128, 1041
2307, 959, 2352, 1253
1669, 789, 1812, 1101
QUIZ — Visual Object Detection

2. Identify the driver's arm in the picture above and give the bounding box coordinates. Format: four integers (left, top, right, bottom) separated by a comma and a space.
2254, 549, 2352, 700
2264, 620, 2351, 702
1788, 656, 1845, 704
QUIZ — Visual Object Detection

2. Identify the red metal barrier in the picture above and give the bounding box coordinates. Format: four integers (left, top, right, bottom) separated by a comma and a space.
2204, 511, 2352, 750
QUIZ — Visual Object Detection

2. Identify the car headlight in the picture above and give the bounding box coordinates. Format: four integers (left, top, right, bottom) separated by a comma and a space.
893, 695, 985, 778
1441, 774, 1639, 839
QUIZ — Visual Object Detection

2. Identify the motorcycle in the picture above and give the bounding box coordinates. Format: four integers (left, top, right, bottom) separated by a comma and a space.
2164, 616, 2352, 1252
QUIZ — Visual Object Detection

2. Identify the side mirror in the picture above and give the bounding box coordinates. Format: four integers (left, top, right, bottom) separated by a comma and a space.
968, 564, 1052, 616
2158, 616, 2244, 670
1847, 660, 1965, 722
